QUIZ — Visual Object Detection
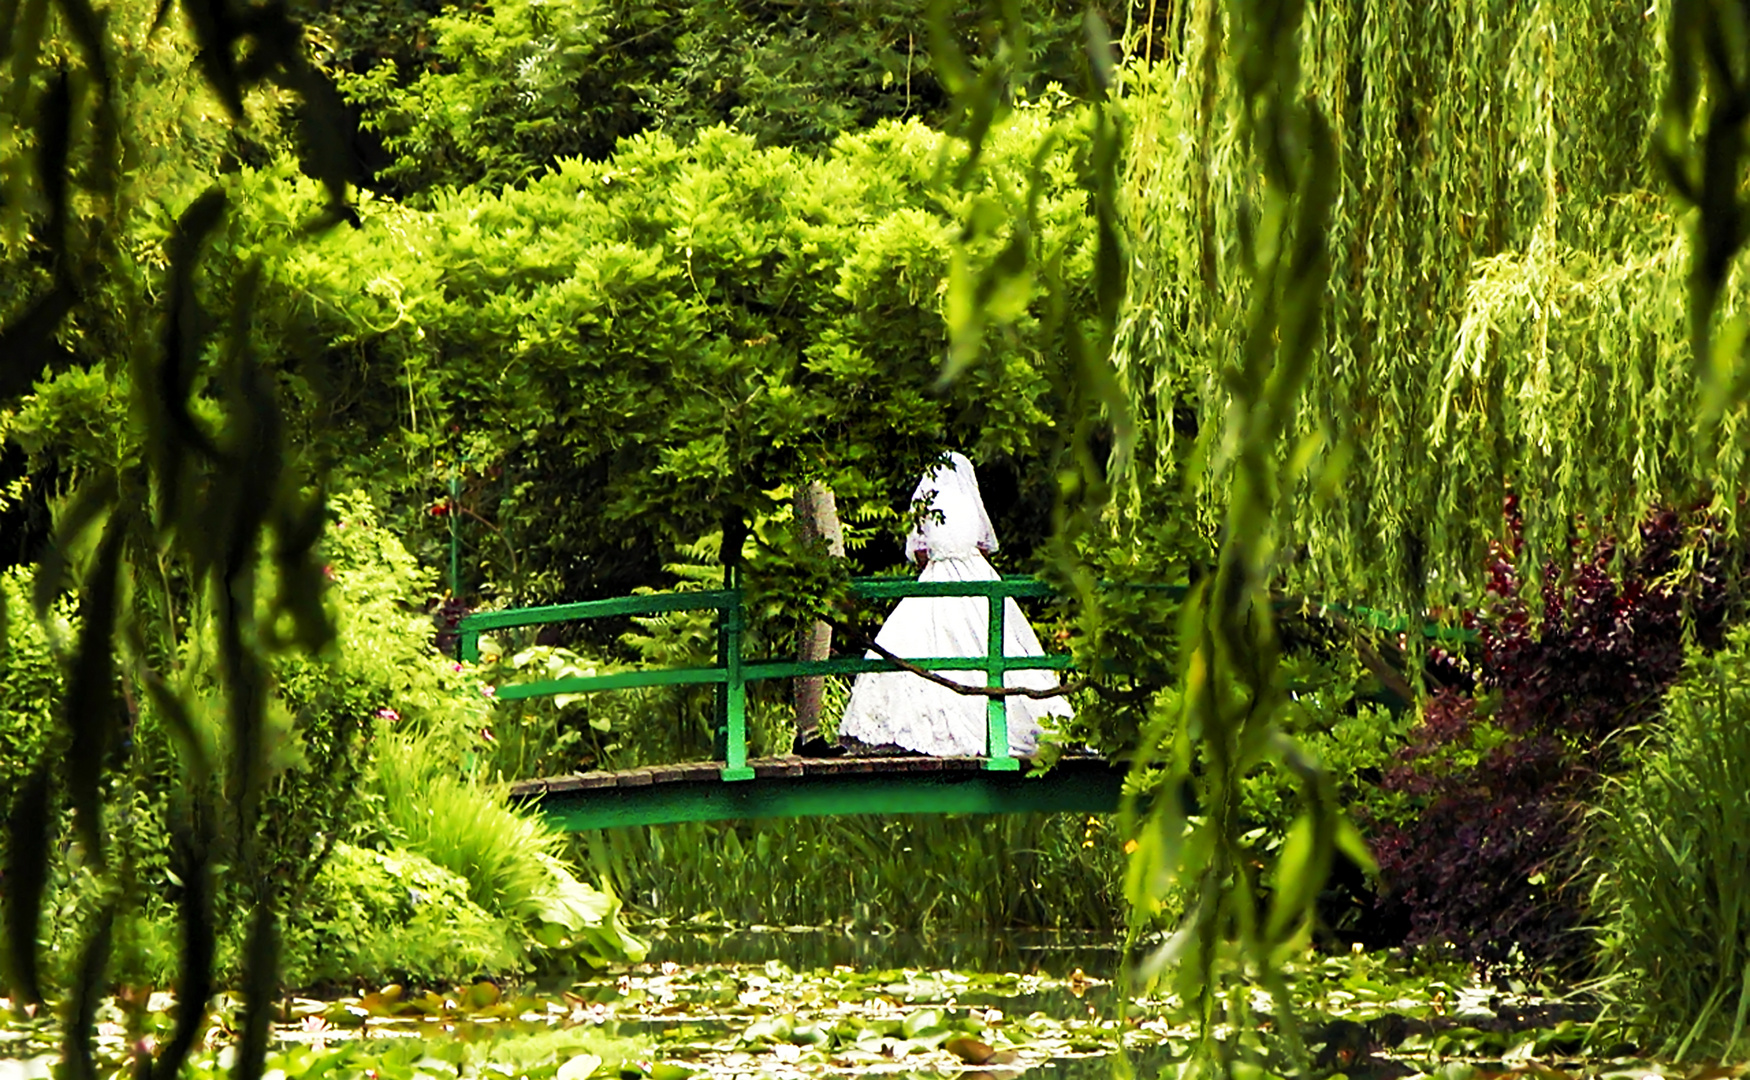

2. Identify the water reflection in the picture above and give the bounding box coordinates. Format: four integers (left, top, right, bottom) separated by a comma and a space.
644, 928, 1123, 982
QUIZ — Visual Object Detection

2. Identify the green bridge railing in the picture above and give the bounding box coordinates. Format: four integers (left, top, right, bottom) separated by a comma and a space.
456, 576, 1072, 780
455, 576, 1477, 785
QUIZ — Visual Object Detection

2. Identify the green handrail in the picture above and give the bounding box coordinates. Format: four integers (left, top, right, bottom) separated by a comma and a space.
455, 576, 1059, 779
453, 576, 1478, 783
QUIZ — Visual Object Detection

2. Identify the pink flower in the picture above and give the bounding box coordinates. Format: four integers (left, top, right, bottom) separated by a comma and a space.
375, 708, 400, 722
300, 1016, 330, 1053
453, 662, 465, 672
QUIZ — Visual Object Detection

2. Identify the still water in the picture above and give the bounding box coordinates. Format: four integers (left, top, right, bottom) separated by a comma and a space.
590, 926, 1157, 1079
196, 926, 1603, 1080
259, 928, 1172, 1080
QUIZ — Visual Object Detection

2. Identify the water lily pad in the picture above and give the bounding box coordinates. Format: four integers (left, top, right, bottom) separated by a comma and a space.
901, 1008, 944, 1038
556, 1052, 602, 1080
944, 1035, 996, 1064
743, 1015, 793, 1044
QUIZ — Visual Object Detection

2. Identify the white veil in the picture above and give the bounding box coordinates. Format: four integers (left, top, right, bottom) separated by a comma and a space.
903, 452, 999, 563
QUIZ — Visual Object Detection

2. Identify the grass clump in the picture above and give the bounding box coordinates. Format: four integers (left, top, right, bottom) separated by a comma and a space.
1590, 624, 1750, 1059
376, 734, 648, 967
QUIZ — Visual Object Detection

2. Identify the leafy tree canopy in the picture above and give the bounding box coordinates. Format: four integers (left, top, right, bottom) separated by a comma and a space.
315, 0, 1134, 194
8, 104, 1110, 604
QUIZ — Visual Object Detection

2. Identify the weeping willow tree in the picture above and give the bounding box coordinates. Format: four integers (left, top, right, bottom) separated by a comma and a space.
1111, 0, 1739, 617
1089, 0, 1750, 1071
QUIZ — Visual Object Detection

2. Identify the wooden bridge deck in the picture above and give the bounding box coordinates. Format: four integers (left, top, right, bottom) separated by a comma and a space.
508, 754, 1128, 831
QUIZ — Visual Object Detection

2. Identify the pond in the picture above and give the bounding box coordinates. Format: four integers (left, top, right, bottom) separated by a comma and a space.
0, 928, 1671, 1080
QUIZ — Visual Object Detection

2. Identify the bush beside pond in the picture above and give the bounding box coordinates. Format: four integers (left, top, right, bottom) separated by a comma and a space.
0, 494, 643, 991
285, 842, 523, 987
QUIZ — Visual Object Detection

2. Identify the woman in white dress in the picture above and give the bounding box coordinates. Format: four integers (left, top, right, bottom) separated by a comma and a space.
838, 452, 1074, 757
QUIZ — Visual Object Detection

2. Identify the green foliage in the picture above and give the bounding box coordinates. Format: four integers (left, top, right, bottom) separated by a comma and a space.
326, 0, 1126, 194
0, 0, 355, 1067
1590, 625, 1750, 1059
374, 735, 648, 968
477, 641, 749, 777
1239, 698, 1413, 847
1657, 0, 1750, 436
0, 485, 645, 991
336, 0, 648, 192
0, 0, 297, 254
291, 490, 493, 746
9, 9, 1741, 1078
0, 569, 66, 809
1112, 1, 1710, 618
1568, 15, 1750, 1045
252, 491, 509, 924
477, 645, 616, 777
284, 842, 522, 986
1116, 1, 1344, 1074
590, 812, 1131, 933
232, 108, 1097, 606
472, 532, 745, 777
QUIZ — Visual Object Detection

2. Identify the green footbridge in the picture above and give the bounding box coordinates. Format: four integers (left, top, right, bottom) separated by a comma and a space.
460, 575, 1125, 830
458, 576, 1467, 831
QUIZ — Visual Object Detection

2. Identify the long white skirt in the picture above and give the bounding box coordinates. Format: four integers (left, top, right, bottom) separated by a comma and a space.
838, 555, 1074, 757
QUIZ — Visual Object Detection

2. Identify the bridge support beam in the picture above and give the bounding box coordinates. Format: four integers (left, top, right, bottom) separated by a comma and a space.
517, 757, 1127, 831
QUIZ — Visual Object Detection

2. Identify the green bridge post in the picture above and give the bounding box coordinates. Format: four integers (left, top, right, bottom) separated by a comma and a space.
984, 592, 1016, 771
718, 575, 754, 780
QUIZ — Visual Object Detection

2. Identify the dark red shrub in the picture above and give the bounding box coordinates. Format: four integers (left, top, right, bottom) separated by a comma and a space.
1365, 509, 1743, 972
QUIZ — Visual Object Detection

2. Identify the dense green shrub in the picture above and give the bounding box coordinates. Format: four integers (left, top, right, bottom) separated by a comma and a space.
296, 494, 647, 969
1590, 624, 1750, 1059
375, 734, 648, 969
251, 491, 498, 910
1236, 689, 1414, 939
0, 569, 67, 808
284, 842, 523, 987
0, 490, 645, 987
322, 0, 1123, 194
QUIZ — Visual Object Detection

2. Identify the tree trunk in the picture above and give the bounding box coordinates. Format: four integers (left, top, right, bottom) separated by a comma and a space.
792, 479, 845, 748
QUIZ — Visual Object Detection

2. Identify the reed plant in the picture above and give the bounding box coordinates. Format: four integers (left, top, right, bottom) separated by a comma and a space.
582, 812, 1132, 933
1589, 625, 1750, 1059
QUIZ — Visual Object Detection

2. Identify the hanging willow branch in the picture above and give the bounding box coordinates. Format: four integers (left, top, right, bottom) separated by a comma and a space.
1115, 0, 1361, 1073
1660, 0, 1750, 433
0, 0, 351, 1075
1113, 0, 1728, 619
